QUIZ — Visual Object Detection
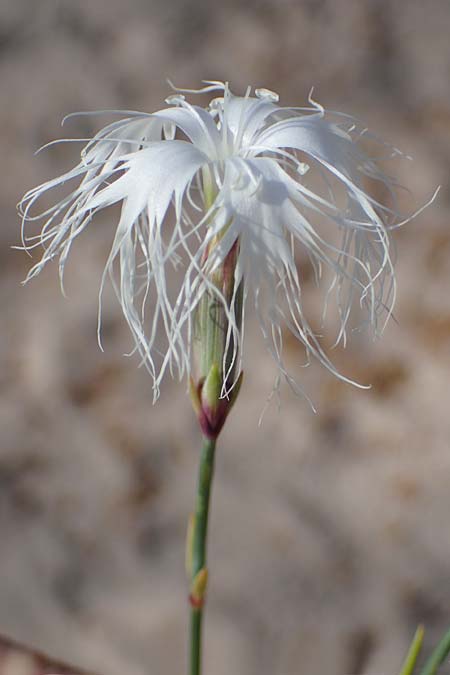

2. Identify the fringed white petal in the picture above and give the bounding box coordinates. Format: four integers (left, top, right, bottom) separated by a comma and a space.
20, 84, 421, 402
204, 157, 373, 392
21, 136, 208, 395
152, 104, 221, 158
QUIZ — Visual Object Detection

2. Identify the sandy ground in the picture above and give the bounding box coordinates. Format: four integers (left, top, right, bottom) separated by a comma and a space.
1, 1, 450, 674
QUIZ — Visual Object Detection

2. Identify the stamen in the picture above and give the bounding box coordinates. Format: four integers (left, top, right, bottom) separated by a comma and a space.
208, 97, 224, 112
165, 94, 186, 105
255, 88, 280, 103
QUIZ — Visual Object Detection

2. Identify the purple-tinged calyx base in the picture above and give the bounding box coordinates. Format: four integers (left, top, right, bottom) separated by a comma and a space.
190, 367, 243, 440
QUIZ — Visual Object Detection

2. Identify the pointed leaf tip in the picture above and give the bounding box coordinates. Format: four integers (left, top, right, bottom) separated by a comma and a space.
190, 567, 209, 607
399, 625, 425, 675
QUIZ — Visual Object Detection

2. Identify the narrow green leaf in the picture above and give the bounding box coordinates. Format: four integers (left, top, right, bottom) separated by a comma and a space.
420, 627, 450, 675
399, 626, 425, 675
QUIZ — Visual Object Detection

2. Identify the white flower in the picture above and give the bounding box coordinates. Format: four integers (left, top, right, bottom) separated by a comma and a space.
19, 81, 423, 401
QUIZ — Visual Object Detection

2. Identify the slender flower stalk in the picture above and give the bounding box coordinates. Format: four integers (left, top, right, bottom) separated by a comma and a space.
188, 436, 216, 675
186, 170, 243, 674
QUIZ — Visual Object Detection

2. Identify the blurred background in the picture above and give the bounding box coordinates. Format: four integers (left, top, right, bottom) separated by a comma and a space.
0, 0, 449, 673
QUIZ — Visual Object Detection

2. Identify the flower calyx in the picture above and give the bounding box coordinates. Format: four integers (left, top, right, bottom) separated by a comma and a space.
189, 365, 243, 440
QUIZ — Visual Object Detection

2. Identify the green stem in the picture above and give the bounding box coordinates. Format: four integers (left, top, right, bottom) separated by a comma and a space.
189, 436, 217, 675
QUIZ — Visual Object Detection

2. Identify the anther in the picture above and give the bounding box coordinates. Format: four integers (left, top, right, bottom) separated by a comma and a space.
255, 88, 279, 103
208, 97, 224, 112
165, 94, 186, 105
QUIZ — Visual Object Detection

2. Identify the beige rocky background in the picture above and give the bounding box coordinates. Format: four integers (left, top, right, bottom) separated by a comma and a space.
1, 1, 450, 674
